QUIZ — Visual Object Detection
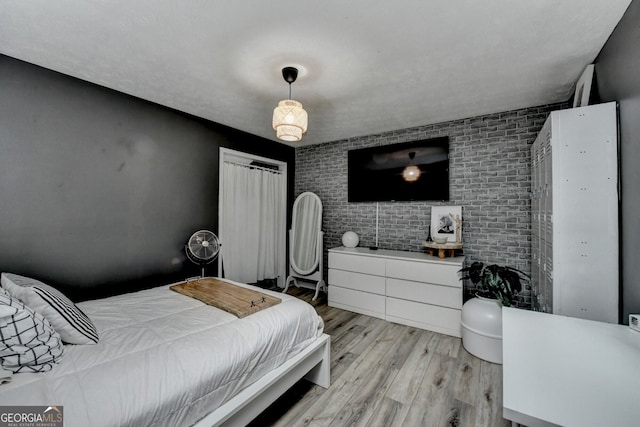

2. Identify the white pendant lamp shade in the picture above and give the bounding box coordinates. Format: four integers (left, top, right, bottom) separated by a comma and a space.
273, 67, 308, 142
272, 99, 308, 142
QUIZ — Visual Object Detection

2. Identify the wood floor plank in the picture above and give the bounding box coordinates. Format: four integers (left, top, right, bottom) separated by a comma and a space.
328, 326, 422, 427
328, 351, 358, 384
401, 352, 457, 426
385, 330, 440, 405
383, 326, 423, 370
476, 359, 511, 427
327, 365, 400, 427
435, 333, 462, 358
451, 346, 482, 406
442, 398, 477, 427
328, 317, 388, 383
255, 289, 511, 427
290, 323, 406, 427
334, 315, 390, 359
321, 308, 358, 334
325, 318, 364, 356
365, 396, 404, 427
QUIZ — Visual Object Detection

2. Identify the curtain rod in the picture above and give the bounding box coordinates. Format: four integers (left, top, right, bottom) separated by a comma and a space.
223, 160, 283, 175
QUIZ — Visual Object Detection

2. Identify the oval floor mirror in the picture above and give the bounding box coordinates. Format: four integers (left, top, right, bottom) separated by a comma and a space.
283, 191, 326, 300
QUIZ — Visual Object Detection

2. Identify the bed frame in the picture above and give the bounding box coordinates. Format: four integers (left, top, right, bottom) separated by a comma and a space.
194, 333, 330, 426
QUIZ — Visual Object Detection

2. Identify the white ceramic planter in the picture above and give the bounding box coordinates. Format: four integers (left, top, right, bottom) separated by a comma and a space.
460, 297, 503, 364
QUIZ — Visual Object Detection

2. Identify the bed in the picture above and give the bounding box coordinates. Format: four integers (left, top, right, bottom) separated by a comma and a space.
0, 277, 330, 427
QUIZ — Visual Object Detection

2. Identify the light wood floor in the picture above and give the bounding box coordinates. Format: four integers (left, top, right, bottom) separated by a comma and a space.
249, 288, 511, 427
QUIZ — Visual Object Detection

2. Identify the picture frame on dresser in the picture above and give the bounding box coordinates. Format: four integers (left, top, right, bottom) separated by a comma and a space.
431, 206, 462, 243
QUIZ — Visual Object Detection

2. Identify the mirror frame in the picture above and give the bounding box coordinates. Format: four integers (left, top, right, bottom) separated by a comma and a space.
289, 191, 323, 275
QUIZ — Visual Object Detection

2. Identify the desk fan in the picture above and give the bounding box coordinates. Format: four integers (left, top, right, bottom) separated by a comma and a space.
185, 230, 220, 277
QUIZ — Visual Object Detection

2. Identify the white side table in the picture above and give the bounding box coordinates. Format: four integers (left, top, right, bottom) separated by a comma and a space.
502, 307, 640, 427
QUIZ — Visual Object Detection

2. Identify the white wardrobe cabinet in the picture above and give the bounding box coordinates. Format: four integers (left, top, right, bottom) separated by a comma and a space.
531, 102, 618, 323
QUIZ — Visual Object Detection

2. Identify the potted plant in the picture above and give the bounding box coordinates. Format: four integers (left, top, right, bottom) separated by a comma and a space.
458, 261, 529, 364
459, 261, 528, 307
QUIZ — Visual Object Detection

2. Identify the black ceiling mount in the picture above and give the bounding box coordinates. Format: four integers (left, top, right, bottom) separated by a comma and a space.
282, 67, 298, 84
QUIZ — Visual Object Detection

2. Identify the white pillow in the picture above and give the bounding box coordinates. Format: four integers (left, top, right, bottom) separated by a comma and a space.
1, 273, 99, 345
0, 289, 64, 373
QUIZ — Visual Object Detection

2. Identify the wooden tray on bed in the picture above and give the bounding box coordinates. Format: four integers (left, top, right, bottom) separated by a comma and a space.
170, 278, 281, 318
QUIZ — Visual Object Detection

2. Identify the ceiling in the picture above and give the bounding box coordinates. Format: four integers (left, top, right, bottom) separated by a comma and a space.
0, 1, 631, 146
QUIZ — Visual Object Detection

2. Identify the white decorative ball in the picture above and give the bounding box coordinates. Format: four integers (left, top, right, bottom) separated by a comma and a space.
342, 231, 359, 248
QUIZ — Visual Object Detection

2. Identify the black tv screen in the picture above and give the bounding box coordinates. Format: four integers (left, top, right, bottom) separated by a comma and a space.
348, 137, 449, 202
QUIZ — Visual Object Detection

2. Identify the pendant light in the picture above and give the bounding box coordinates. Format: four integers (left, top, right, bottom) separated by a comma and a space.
272, 67, 308, 142
402, 152, 421, 182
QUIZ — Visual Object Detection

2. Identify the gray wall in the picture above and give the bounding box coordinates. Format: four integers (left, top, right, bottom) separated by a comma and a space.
295, 104, 565, 306
0, 55, 294, 301
595, 0, 640, 321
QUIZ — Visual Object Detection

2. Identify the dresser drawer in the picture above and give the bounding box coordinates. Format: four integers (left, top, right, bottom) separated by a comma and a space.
329, 286, 385, 319
386, 259, 461, 287
386, 298, 461, 337
329, 269, 385, 295
329, 252, 385, 276
386, 278, 461, 309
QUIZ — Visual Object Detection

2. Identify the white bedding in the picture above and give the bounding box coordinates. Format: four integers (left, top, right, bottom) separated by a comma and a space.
0, 278, 324, 427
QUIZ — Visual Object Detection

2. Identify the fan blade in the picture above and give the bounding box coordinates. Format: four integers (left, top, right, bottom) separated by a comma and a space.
195, 246, 206, 258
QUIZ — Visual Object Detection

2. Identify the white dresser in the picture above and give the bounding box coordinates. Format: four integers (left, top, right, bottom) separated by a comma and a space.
328, 247, 465, 337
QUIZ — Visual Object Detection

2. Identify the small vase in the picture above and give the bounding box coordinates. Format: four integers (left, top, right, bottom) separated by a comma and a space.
460, 296, 503, 364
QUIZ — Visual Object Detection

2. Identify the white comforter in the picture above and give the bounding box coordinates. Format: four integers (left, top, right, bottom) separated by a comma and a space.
0, 279, 324, 427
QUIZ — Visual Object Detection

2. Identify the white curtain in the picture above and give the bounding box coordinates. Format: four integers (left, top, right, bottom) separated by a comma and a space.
221, 162, 284, 283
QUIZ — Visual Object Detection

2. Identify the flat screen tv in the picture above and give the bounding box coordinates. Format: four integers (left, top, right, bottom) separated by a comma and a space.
348, 137, 449, 202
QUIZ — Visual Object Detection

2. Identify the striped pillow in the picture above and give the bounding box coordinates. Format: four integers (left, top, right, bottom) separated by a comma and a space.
0, 289, 64, 372
1, 273, 99, 345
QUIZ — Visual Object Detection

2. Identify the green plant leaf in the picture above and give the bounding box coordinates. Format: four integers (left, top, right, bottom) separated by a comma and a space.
458, 261, 529, 306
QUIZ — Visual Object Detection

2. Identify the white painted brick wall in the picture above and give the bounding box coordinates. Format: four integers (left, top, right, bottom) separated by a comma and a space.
295, 103, 567, 307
